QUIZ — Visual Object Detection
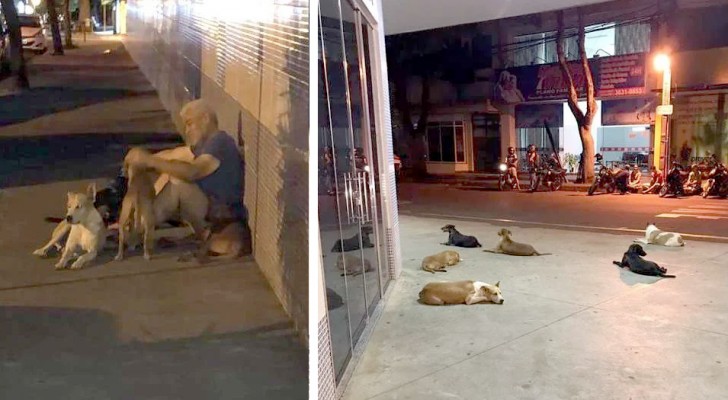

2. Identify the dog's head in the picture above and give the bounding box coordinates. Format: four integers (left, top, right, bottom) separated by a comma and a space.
360, 225, 374, 235
497, 228, 512, 238
65, 183, 97, 225
628, 243, 647, 257
441, 224, 456, 233
479, 281, 504, 304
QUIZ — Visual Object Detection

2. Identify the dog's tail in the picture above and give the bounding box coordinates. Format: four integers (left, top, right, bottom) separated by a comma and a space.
476, 240, 482, 247
612, 261, 622, 267
45, 216, 64, 223
535, 252, 552, 256
660, 274, 676, 278
482, 249, 498, 254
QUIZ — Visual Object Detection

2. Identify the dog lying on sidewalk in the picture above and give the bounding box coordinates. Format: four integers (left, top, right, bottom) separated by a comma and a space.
336, 253, 372, 277
421, 250, 461, 273
419, 280, 504, 305
483, 228, 551, 256
613, 244, 676, 278
441, 224, 482, 248
634, 222, 685, 247
49, 184, 107, 270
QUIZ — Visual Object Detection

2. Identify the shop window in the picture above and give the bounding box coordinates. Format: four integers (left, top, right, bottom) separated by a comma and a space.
427, 121, 465, 163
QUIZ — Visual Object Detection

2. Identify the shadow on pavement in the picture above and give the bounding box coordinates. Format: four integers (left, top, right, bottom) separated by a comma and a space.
0, 306, 307, 399
0, 87, 156, 127
0, 132, 182, 188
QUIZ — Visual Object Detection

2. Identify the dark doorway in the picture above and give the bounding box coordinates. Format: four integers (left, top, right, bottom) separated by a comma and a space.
472, 113, 500, 172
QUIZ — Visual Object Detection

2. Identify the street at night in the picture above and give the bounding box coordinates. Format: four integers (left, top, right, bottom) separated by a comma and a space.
397, 183, 728, 241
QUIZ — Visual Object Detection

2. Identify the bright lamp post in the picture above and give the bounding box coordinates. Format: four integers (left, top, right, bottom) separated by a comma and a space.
653, 53, 672, 174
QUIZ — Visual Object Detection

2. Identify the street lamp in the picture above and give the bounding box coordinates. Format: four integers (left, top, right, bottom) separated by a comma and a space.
653, 53, 672, 174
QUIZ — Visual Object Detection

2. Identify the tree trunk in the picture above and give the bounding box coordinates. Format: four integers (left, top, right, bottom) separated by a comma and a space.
556, 9, 596, 183
0, 0, 30, 89
47, 0, 64, 55
63, 0, 74, 48
79, 0, 90, 32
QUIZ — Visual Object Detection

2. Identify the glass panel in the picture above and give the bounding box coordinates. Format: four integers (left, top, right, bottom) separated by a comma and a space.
319, 0, 355, 381
427, 125, 441, 161
339, 0, 370, 353
456, 126, 465, 162
441, 125, 455, 162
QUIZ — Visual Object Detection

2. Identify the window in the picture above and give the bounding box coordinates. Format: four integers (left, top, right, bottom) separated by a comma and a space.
509, 21, 650, 67
427, 121, 465, 162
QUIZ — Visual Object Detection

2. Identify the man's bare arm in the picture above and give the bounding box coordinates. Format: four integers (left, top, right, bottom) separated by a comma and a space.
147, 154, 220, 182
153, 146, 196, 162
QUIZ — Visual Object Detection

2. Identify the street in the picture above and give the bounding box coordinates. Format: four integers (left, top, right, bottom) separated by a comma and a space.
397, 183, 728, 241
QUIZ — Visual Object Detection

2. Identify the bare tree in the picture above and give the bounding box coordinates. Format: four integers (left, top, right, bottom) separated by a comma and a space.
556, 9, 597, 183
0, 0, 29, 89
46, 0, 64, 55
62, 0, 74, 48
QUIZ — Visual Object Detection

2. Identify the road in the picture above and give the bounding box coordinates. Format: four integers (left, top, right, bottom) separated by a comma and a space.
396, 183, 728, 241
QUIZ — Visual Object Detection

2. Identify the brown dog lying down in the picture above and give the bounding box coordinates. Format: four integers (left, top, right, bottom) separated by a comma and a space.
421, 250, 461, 273
483, 228, 551, 256
336, 253, 372, 277
419, 280, 504, 305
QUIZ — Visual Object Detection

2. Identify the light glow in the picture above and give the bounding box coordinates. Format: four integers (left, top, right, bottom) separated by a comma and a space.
654, 53, 670, 72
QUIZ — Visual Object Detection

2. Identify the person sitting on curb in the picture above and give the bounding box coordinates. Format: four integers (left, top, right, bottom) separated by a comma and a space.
641, 166, 664, 194
614, 165, 630, 195
124, 99, 250, 253
684, 164, 703, 195
627, 164, 642, 193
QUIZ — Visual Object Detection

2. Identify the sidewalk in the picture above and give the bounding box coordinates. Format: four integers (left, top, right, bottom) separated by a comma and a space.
342, 214, 728, 400
0, 35, 306, 399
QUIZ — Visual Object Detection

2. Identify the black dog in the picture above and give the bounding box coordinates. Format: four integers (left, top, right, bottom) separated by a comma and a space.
441, 224, 482, 248
44, 172, 128, 226
613, 244, 676, 278
331, 225, 375, 253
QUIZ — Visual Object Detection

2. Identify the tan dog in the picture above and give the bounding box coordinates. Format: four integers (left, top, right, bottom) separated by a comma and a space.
178, 219, 251, 264
483, 228, 551, 256
336, 253, 372, 276
115, 164, 156, 261
419, 280, 504, 305
53, 183, 107, 270
421, 250, 462, 273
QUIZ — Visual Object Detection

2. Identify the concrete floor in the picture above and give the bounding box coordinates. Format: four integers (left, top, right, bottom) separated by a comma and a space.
342, 214, 728, 400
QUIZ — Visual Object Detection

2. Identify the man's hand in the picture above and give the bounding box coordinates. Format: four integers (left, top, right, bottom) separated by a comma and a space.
125, 147, 153, 168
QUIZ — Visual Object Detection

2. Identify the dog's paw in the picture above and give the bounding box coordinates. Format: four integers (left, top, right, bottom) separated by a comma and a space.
69, 262, 84, 270
33, 248, 49, 257
54, 262, 66, 270
113, 254, 124, 262
143, 253, 152, 261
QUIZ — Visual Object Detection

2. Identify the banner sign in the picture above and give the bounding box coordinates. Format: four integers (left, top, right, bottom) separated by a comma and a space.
601, 97, 657, 126
515, 103, 564, 128
494, 53, 647, 104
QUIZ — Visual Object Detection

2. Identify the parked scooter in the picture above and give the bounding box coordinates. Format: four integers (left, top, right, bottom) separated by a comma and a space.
703, 162, 728, 199
588, 159, 616, 196
659, 162, 686, 198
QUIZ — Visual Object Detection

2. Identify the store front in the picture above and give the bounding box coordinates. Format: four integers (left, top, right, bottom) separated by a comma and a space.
318, 0, 399, 394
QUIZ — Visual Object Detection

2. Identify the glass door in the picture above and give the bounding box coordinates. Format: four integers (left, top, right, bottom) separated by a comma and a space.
319, 0, 389, 382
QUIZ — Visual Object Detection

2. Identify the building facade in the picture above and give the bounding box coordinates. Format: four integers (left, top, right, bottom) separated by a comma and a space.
394, 0, 728, 175
123, 0, 310, 341
317, 0, 400, 397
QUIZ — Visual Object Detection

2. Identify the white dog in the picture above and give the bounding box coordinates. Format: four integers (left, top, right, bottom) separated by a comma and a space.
53, 184, 107, 270
634, 222, 684, 247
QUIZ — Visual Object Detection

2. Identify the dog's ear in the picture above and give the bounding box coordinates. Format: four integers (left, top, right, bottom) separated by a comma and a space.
86, 182, 97, 200
67, 192, 73, 202
506, 229, 512, 236
495, 281, 500, 288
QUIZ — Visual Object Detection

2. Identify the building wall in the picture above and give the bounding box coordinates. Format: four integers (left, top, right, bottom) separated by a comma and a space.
123, 0, 309, 343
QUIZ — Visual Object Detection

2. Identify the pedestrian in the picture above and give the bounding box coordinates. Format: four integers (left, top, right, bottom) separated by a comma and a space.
527, 144, 540, 191
323, 146, 336, 196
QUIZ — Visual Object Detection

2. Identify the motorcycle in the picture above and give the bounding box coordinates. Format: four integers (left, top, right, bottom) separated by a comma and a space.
541, 164, 566, 191
702, 163, 728, 199
659, 165, 686, 198
498, 163, 519, 191
588, 162, 616, 196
